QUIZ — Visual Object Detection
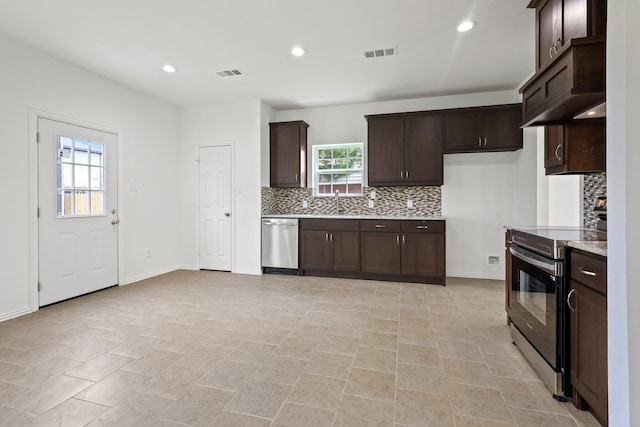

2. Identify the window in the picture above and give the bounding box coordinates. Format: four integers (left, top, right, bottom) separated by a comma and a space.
56, 136, 105, 217
313, 143, 364, 196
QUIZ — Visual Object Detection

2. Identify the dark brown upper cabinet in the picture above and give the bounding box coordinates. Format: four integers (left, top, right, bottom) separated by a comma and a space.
443, 104, 523, 153
269, 121, 308, 188
366, 113, 443, 186
544, 118, 605, 175
520, 0, 607, 126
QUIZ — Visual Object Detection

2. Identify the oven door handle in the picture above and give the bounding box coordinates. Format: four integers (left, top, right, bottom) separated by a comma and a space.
509, 246, 561, 276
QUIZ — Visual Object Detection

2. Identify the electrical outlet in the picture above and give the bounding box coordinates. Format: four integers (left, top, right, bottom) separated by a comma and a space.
368, 200, 374, 208
495, 210, 502, 219
488, 255, 500, 266
407, 199, 413, 208
303, 200, 308, 208
370, 190, 376, 199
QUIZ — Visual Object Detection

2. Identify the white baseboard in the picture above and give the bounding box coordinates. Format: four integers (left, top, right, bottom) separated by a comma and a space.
121, 265, 180, 286
232, 268, 263, 276
0, 307, 33, 323
175, 264, 198, 271
446, 271, 505, 281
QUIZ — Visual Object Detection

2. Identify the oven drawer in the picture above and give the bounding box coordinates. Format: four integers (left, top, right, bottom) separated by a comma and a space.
571, 251, 606, 295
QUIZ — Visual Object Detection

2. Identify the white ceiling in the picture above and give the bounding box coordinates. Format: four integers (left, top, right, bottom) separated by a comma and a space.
0, 0, 534, 110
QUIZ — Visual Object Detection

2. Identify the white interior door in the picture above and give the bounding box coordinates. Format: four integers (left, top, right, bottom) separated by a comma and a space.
38, 118, 118, 306
199, 145, 232, 271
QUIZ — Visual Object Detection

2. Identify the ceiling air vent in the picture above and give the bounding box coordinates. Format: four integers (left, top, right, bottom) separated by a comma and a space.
216, 69, 244, 77
364, 47, 396, 59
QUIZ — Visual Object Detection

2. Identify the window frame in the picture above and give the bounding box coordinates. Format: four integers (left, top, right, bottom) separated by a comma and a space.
312, 142, 365, 197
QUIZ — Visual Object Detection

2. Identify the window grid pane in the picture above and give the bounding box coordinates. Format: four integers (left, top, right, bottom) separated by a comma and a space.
56, 136, 106, 217
313, 143, 363, 196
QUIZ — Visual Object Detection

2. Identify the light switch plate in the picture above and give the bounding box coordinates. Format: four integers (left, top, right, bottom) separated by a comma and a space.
370, 191, 376, 199
407, 200, 413, 208
368, 200, 374, 208
303, 200, 308, 208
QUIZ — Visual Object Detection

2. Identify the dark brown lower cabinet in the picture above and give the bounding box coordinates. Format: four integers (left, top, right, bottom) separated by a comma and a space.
569, 249, 608, 426
301, 218, 445, 285
401, 233, 444, 278
361, 232, 401, 275
300, 221, 360, 273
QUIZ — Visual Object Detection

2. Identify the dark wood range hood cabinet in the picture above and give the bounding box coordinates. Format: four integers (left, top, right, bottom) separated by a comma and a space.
520, 0, 607, 175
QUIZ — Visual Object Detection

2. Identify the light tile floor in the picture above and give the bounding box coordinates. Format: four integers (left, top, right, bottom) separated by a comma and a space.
0, 271, 602, 426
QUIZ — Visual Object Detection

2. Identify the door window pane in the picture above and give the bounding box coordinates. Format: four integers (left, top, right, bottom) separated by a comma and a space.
56, 136, 106, 216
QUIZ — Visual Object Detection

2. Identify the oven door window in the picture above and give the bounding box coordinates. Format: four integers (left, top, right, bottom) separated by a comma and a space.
511, 255, 559, 369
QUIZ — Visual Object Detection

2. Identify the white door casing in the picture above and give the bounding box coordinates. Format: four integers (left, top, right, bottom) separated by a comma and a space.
199, 145, 232, 271
38, 118, 118, 306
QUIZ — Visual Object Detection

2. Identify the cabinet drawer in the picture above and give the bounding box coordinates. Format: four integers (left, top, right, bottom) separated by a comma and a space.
571, 251, 607, 295
401, 220, 444, 234
360, 220, 400, 232
300, 218, 359, 231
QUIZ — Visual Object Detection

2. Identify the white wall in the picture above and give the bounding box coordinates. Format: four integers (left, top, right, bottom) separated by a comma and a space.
0, 35, 179, 321
607, 1, 639, 425
177, 99, 264, 275
274, 90, 538, 280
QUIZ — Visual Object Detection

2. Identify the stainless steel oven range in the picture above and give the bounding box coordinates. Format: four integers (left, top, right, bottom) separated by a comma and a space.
507, 227, 606, 401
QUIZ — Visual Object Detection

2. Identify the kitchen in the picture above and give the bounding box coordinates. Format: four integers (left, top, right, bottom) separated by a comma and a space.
0, 1, 638, 426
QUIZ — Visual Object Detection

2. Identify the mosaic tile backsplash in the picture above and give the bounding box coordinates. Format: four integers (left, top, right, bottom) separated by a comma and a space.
262, 186, 442, 217
583, 172, 606, 228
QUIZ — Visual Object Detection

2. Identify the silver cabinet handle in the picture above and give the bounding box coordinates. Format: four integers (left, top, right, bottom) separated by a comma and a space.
555, 144, 562, 161
549, 46, 554, 58
483, 137, 487, 146
402, 235, 406, 245
400, 171, 404, 180
416, 225, 428, 229
567, 288, 576, 312
406, 170, 409, 179
375, 224, 386, 228
478, 137, 482, 147
396, 235, 400, 245
295, 173, 298, 182
330, 234, 333, 243
579, 268, 597, 277
325, 233, 329, 241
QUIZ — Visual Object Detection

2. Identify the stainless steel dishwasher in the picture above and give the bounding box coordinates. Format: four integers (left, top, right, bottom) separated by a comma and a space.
261, 217, 299, 273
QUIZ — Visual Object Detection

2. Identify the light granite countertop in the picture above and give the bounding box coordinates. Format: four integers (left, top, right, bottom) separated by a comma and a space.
568, 240, 607, 257
262, 214, 445, 221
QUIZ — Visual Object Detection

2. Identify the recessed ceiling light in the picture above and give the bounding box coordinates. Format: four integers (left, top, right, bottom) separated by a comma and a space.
457, 20, 477, 32
291, 46, 306, 57
163, 65, 177, 73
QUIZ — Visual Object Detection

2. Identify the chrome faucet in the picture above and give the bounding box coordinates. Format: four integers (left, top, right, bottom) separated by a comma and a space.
335, 190, 342, 215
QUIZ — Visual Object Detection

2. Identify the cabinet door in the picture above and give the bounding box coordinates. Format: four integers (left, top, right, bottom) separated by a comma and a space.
536, 0, 557, 70
270, 123, 305, 187
570, 280, 608, 424
367, 118, 405, 185
300, 230, 331, 270
404, 115, 443, 185
482, 106, 523, 151
444, 111, 482, 153
544, 125, 565, 169
360, 232, 401, 275
331, 231, 360, 272
401, 233, 445, 278
561, 0, 587, 45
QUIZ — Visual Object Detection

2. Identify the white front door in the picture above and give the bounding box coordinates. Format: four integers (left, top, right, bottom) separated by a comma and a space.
199, 146, 232, 271
38, 118, 119, 306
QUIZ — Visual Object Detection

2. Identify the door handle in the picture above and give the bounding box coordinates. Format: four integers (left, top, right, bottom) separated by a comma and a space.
555, 144, 562, 161
567, 288, 576, 312
111, 219, 120, 225
224, 212, 231, 217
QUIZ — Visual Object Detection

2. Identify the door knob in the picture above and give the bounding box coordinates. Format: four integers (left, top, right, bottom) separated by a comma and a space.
224, 212, 231, 217
111, 219, 120, 225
